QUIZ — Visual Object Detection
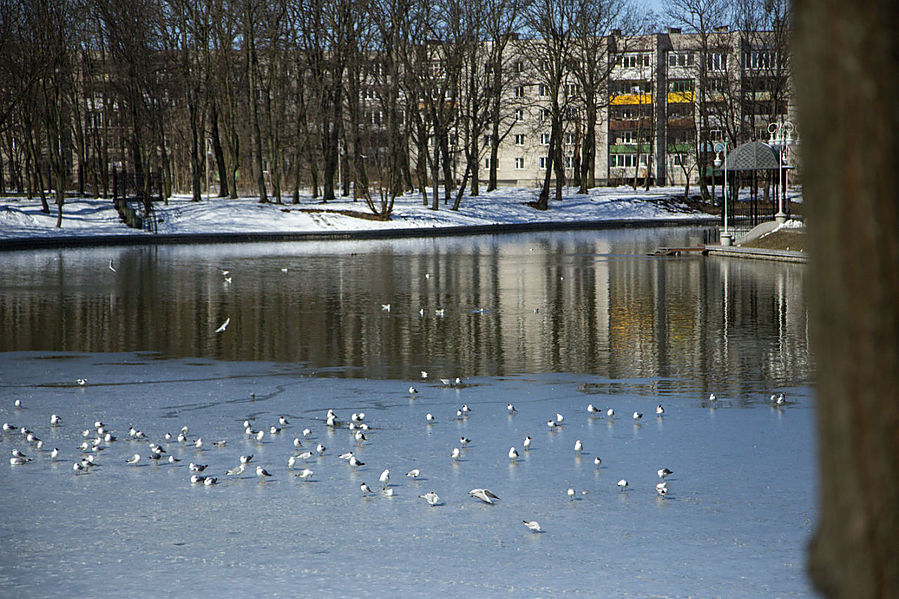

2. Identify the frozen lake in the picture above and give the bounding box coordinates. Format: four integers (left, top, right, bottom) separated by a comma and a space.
0, 229, 816, 596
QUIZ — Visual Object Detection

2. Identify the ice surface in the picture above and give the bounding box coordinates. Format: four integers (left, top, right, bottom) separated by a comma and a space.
0, 352, 816, 597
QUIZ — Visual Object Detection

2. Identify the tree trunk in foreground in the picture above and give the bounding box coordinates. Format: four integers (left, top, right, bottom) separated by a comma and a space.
794, 1, 899, 597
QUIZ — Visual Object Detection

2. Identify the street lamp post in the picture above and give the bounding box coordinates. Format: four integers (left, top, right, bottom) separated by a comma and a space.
768, 121, 794, 224
714, 141, 731, 246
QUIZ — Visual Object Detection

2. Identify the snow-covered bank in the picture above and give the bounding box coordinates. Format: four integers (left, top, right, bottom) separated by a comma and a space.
1, 186, 712, 244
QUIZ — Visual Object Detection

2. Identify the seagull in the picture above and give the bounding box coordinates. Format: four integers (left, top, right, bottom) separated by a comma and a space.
2, 423, 17, 431
379, 469, 390, 488
354, 431, 366, 444
567, 487, 576, 500
126, 454, 140, 465
383, 488, 395, 497
168, 455, 180, 464
460, 404, 471, 414
522, 520, 542, 532
279, 416, 290, 426
50, 448, 59, 460
255, 430, 265, 442
507, 403, 517, 414
212, 440, 227, 448
288, 455, 300, 469
73, 461, 86, 473
293, 438, 303, 450
256, 465, 272, 480
633, 411, 643, 421
508, 447, 519, 460
426, 413, 436, 424
14, 399, 22, 408
204, 477, 217, 486
302, 428, 312, 438
420, 370, 428, 379
10, 456, 29, 465
269, 426, 281, 435
240, 455, 254, 464
12, 449, 27, 458
280, 267, 288, 273
606, 408, 615, 418
574, 440, 583, 453
656, 404, 665, 416
617, 479, 629, 490
296, 451, 313, 460
190, 474, 206, 484
108, 259, 117, 272
220, 269, 229, 276
349, 455, 365, 467
656, 481, 668, 496
316, 444, 326, 455
469, 488, 500, 504
555, 413, 565, 424
658, 467, 674, 479
523, 436, 532, 450
215, 317, 231, 333
419, 491, 441, 506
450, 447, 461, 460
775, 393, 786, 405
189, 463, 207, 472
297, 468, 313, 481
361, 482, 375, 495
594, 456, 602, 467
408, 386, 418, 395
459, 437, 471, 447
708, 393, 717, 402
406, 468, 421, 478
546, 419, 557, 429
227, 464, 247, 476
339, 451, 354, 460
148, 452, 161, 461
50, 414, 62, 426
194, 438, 203, 449
587, 404, 600, 415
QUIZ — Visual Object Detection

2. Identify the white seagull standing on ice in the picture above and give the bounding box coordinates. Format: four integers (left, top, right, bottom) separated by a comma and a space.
574, 440, 583, 453
126, 454, 140, 465
256, 465, 272, 481
617, 479, 629, 490
594, 456, 602, 467
507, 403, 517, 414
508, 447, 519, 460
555, 413, 565, 425
469, 488, 500, 504
426, 413, 436, 424
450, 447, 461, 460
606, 408, 615, 418
658, 467, 674, 479
523, 436, 532, 450
379, 469, 390, 488
523, 520, 542, 532
297, 468, 313, 481
419, 491, 441, 506
227, 463, 247, 476
361, 482, 375, 495
50, 414, 62, 426
656, 404, 665, 416
406, 468, 421, 478
587, 404, 600, 415
633, 411, 643, 421
215, 317, 231, 333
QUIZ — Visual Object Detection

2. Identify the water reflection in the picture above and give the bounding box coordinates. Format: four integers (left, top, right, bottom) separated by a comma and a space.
0, 228, 810, 391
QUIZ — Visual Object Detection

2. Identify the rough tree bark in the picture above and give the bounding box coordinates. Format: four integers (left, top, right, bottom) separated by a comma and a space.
793, 0, 899, 597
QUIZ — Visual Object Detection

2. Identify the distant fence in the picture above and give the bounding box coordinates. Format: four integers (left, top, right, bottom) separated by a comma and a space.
112, 168, 162, 233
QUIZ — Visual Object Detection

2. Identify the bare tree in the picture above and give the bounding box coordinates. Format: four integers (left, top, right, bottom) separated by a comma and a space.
793, 0, 899, 596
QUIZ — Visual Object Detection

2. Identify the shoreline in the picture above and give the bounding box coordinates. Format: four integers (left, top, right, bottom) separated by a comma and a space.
0, 215, 720, 251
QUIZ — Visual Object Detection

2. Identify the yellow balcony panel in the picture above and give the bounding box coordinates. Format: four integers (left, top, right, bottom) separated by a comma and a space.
610, 93, 654, 105
667, 91, 694, 104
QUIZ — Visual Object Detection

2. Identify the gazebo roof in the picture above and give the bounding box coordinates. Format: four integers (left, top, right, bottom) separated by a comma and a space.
723, 141, 780, 171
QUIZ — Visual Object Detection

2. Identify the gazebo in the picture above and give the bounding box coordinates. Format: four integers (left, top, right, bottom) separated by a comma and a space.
715, 141, 789, 230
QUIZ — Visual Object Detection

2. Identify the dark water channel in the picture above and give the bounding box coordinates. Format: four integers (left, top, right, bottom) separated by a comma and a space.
1, 226, 811, 394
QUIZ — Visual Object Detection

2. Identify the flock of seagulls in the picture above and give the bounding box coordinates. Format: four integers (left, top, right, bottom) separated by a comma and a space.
4, 382, 790, 535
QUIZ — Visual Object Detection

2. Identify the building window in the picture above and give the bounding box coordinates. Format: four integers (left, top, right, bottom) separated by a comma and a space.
539, 156, 548, 169
484, 157, 493, 169
514, 85, 525, 98
514, 134, 525, 146
669, 79, 694, 93
707, 52, 726, 71
668, 52, 694, 68
514, 157, 525, 169
566, 83, 579, 97
565, 156, 574, 169
565, 132, 575, 145
619, 53, 651, 68
672, 154, 683, 166
619, 131, 635, 144
708, 128, 723, 142
541, 108, 551, 122
610, 154, 638, 168
538, 84, 548, 97
744, 50, 776, 70
515, 61, 524, 74
515, 109, 524, 121
540, 133, 550, 145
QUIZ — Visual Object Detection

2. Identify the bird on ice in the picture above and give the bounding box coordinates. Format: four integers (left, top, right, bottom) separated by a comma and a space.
10, 456, 29, 465
617, 479, 629, 490
361, 482, 375, 495
302, 428, 312, 438
190, 474, 206, 484
379, 469, 390, 488
587, 404, 600, 415
215, 317, 231, 333
426, 413, 436, 424
450, 447, 461, 460
167, 455, 180, 464
73, 461, 86, 473
12, 449, 26, 458
50, 448, 59, 460
633, 411, 643, 421
574, 440, 583, 453
194, 438, 204, 449
606, 408, 615, 418
419, 491, 441, 506
349, 455, 365, 467
227, 464, 247, 476
240, 455, 254, 464
408, 386, 418, 395
508, 447, 519, 460
279, 416, 290, 426
189, 463, 207, 472
658, 468, 674, 479
76, 378, 87, 386
594, 456, 602, 467
13, 399, 22, 408
567, 487, 576, 500
460, 404, 471, 414
406, 468, 421, 478
316, 444, 326, 455
523, 436, 532, 450
287, 455, 300, 469
338, 451, 354, 460
656, 404, 665, 416
126, 454, 140, 465
269, 426, 281, 435
459, 437, 471, 447
293, 438, 303, 450
2, 423, 17, 431
656, 482, 668, 496
297, 468, 313, 481
708, 393, 717, 402
555, 413, 565, 425
469, 488, 500, 504
204, 477, 217, 486
256, 465, 272, 480
522, 520, 542, 533
507, 403, 517, 414
50, 414, 62, 426
546, 419, 557, 429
